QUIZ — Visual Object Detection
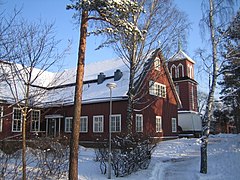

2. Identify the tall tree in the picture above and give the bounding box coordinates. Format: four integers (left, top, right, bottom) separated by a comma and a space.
0, 20, 67, 180
219, 10, 240, 133
199, 0, 237, 174
66, 1, 143, 179
95, 0, 189, 135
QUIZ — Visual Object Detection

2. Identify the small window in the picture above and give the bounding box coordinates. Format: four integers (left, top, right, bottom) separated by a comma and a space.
171, 65, 176, 78
0, 106, 3, 132
154, 57, 161, 70
80, 116, 88, 133
65, 117, 73, 132
192, 86, 195, 110
31, 110, 40, 132
136, 114, 143, 132
177, 63, 184, 78
160, 84, 166, 98
12, 108, 22, 132
149, 81, 155, 96
149, 81, 166, 98
188, 64, 193, 78
111, 115, 121, 132
93, 115, 104, 133
156, 116, 162, 132
172, 118, 177, 132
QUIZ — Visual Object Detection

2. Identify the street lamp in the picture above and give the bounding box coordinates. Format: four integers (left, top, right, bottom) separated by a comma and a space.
106, 82, 117, 179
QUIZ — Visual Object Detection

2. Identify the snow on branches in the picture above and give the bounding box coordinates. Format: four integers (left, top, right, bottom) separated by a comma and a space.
67, 0, 145, 41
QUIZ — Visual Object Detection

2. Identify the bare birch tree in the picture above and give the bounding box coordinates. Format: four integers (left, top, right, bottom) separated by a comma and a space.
0, 19, 68, 179
199, 0, 237, 174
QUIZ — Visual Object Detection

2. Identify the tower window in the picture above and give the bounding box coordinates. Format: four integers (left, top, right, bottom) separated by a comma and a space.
188, 64, 193, 78
156, 116, 162, 132
177, 63, 184, 78
192, 85, 195, 110
171, 65, 177, 78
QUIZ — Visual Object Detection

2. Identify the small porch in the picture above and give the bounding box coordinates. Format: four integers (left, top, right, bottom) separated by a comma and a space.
45, 114, 63, 138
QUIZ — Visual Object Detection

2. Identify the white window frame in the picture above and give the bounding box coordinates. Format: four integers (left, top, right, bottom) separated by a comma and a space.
149, 81, 155, 96
156, 116, 162, 132
12, 108, 22, 132
172, 118, 177, 132
136, 114, 143, 132
154, 57, 161, 70
171, 64, 177, 78
177, 63, 184, 78
31, 110, 41, 132
188, 64, 193, 78
0, 106, 3, 132
111, 114, 121, 132
192, 85, 195, 110
80, 116, 88, 133
65, 117, 73, 132
93, 115, 104, 133
149, 81, 166, 98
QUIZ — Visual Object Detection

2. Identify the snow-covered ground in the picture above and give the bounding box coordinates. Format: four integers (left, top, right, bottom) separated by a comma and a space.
78, 134, 240, 180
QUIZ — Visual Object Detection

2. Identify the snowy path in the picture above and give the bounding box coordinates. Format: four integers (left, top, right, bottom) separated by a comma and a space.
149, 138, 200, 180
149, 135, 240, 180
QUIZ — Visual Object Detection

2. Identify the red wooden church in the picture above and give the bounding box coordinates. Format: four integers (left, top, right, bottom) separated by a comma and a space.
0, 49, 183, 142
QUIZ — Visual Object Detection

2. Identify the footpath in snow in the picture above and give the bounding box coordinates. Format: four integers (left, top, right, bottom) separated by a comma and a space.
77, 134, 240, 180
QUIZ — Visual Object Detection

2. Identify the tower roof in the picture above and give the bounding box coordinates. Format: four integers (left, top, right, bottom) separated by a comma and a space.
169, 49, 195, 64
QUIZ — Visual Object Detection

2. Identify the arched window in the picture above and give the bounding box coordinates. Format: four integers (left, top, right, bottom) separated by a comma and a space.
177, 63, 184, 78
189, 65, 193, 78
154, 57, 161, 71
171, 64, 177, 78
187, 64, 192, 78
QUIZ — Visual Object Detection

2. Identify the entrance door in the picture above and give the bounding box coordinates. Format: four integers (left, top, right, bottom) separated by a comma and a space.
48, 118, 56, 137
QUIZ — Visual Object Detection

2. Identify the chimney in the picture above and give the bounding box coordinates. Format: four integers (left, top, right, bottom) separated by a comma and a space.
97, 72, 105, 84
114, 69, 123, 81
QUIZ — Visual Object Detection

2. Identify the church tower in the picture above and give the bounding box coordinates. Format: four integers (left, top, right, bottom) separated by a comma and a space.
168, 47, 198, 112
168, 46, 202, 136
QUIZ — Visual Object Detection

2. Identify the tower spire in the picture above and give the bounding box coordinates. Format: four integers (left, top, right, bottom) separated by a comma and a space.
178, 37, 182, 51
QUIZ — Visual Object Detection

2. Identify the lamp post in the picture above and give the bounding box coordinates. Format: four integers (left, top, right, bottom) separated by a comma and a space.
106, 82, 117, 179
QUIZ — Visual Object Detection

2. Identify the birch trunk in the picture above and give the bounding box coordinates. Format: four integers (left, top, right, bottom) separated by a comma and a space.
126, 16, 138, 137
200, 0, 218, 174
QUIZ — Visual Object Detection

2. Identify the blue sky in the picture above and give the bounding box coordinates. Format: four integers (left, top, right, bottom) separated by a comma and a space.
3, 0, 203, 66
3, 0, 213, 92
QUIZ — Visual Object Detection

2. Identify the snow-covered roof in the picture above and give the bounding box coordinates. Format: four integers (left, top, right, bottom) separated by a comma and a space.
169, 49, 195, 64
0, 49, 181, 107
41, 58, 129, 106
0, 58, 130, 106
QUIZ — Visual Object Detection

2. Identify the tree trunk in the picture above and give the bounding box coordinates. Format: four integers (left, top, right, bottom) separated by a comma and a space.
200, 0, 218, 174
22, 112, 27, 180
127, 69, 134, 136
69, 10, 88, 180
22, 81, 30, 180
200, 137, 208, 174
126, 15, 138, 137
